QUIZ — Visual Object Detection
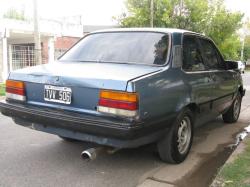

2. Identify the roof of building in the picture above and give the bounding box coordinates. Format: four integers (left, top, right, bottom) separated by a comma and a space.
82, 25, 118, 33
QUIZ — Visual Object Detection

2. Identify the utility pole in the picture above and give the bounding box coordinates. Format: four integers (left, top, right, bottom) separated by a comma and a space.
150, 0, 154, 28
180, 0, 184, 16
240, 22, 249, 62
241, 36, 245, 61
33, 0, 42, 65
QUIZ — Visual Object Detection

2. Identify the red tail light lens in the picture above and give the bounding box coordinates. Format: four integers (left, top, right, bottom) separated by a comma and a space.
98, 90, 138, 117
6, 80, 26, 101
99, 98, 138, 111
6, 87, 25, 96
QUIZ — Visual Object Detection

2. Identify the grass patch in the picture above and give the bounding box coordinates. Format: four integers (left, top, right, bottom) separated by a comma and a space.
0, 84, 5, 96
218, 138, 250, 187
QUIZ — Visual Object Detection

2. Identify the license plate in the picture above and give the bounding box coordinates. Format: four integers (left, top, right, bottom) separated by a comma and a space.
44, 85, 72, 104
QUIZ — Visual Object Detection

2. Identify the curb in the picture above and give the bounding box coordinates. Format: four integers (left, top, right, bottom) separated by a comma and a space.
0, 96, 5, 100
210, 134, 250, 187
138, 179, 174, 187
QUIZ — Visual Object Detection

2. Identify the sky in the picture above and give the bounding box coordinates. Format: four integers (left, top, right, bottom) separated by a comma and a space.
225, 0, 250, 20
0, 0, 126, 25
0, 0, 249, 25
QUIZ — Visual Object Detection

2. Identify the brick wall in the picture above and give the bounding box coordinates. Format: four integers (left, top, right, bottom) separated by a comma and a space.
54, 36, 80, 59
41, 36, 80, 63
55, 36, 80, 50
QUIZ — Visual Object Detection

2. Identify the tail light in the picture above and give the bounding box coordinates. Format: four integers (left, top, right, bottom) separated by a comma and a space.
97, 90, 138, 117
6, 80, 26, 101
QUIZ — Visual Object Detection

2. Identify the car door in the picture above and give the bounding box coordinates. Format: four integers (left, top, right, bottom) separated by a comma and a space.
198, 37, 238, 114
182, 34, 214, 125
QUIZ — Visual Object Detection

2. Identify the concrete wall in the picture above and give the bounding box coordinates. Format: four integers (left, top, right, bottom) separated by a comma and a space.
0, 39, 3, 83
41, 41, 49, 64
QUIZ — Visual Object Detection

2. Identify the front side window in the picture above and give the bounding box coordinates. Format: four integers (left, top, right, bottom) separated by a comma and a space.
199, 39, 224, 70
60, 32, 170, 65
182, 35, 205, 72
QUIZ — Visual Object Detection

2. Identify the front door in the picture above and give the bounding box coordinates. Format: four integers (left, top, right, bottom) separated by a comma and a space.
198, 38, 238, 114
182, 35, 214, 126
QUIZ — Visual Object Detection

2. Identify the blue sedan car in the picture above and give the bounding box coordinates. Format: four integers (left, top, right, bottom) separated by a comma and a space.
0, 28, 244, 163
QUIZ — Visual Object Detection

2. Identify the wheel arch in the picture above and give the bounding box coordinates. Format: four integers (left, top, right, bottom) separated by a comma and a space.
186, 103, 199, 114
238, 85, 245, 97
176, 102, 199, 124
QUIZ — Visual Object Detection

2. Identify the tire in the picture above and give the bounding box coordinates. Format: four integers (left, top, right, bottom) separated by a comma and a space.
222, 93, 242, 123
157, 108, 194, 164
58, 136, 78, 142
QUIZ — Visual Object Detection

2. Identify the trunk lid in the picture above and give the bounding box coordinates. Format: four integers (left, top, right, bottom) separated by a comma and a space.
9, 61, 161, 113
9, 62, 161, 90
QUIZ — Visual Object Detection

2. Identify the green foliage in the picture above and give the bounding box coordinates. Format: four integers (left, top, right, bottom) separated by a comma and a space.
244, 36, 250, 62
3, 8, 26, 21
218, 138, 250, 186
219, 34, 242, 60
115, 0, 244, 60
0, 84, 5, 96
243, 22, 250, 62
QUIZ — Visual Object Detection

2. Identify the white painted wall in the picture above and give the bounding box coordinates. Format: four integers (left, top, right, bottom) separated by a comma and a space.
48, 37, 55, 63
0, 39, 3, 83
2, 37, 8, 81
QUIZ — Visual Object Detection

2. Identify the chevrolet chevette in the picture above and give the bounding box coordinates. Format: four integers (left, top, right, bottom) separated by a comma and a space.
0, 28, 244, 163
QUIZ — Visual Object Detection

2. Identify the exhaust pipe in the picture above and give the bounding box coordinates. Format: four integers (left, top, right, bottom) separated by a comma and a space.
81, 147, 119, 161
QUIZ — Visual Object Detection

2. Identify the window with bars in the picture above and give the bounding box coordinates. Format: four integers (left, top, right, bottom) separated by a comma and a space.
11, 44, 36, 71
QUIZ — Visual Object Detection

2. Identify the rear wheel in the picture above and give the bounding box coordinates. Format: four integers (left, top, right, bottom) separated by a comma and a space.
157, 108, 194, 164
222, 93, 242, 123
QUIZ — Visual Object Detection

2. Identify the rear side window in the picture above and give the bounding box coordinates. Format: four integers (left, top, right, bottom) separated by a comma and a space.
199, 39, 224, 70
182, 35, 205, 72
60, 32, 170, 65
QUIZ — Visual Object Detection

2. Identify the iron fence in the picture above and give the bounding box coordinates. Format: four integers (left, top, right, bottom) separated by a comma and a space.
10, 44, 36, 71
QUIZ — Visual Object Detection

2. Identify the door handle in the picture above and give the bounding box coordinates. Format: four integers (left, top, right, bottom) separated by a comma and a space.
210, 74, 216, 81
207, 77, 213, 82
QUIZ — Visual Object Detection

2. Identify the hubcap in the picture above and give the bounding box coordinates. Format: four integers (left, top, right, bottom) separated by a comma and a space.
177, 116, 192, 154
233, 96, 241, 119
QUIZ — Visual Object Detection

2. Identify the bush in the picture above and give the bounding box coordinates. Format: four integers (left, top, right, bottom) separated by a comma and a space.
0, 84, 5, 96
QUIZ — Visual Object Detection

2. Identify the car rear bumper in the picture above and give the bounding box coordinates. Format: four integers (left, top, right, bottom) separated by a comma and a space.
0, 101, 174, 148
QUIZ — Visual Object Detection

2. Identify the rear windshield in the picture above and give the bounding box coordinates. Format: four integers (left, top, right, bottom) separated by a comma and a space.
59, 32, 170, 65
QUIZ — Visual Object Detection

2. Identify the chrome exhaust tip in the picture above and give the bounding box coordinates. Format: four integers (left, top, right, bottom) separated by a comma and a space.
81, 148, 99, 161
81, 147, 120, 161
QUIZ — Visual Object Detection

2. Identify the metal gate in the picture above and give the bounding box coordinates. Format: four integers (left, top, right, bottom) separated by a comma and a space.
10, 44, 36, 71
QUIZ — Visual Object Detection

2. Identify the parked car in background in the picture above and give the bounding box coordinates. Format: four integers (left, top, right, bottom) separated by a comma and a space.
0, 28, 245, 164
237, 61, 246, 73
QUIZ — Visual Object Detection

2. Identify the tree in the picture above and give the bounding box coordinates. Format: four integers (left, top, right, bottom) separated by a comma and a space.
115, 0, 243, 60
243, 36, 250, 62
241, 21, 250, 62
3, 8, 26, 21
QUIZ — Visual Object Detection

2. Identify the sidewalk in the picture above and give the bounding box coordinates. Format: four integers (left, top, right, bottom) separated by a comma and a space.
137, 104, 250, 187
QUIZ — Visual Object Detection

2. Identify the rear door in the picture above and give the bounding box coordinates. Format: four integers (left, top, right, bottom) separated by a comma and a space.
198, 37, 237, 113
182, 35, 214, 125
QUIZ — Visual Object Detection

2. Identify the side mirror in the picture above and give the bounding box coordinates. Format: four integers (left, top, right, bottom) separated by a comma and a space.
225, 60, 238, 70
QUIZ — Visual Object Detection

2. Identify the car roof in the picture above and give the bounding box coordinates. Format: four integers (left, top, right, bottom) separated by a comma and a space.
92, 27, 198, 35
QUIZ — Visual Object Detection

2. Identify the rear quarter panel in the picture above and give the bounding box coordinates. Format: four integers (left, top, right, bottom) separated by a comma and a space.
128, 68, 191, 127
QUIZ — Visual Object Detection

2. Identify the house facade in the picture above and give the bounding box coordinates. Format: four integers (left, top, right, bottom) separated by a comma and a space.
0, 18, 117, 82
0, 18, 83, 82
